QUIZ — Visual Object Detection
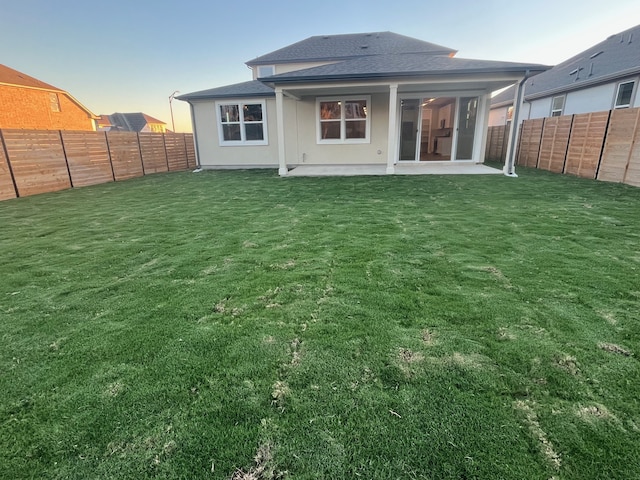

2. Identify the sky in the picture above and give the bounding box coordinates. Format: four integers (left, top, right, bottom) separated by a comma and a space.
2, 0, 639, 133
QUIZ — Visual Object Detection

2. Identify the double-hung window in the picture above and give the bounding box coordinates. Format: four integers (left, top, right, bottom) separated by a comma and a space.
216, 100, 268, 146
614, 81, 635, 109
317, 96, 370, 144
550, 96, 565, 117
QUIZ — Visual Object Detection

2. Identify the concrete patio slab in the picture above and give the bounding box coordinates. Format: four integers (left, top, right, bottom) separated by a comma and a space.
286, 163, 502, 177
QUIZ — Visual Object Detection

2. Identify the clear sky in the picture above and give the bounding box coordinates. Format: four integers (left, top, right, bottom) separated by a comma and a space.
2, 0, 638, 133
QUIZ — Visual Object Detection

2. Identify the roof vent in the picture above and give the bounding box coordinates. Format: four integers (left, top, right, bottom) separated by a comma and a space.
360, 45, 369, 49
569, 68, 579, 75
322, 36, 329, 39
589, 51, 603, 59
629, 33, 633, 44
589, 62, 594, 76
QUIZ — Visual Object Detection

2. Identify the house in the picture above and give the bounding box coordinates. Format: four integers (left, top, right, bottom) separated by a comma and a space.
490, 24, 640, 125
97, 112, 167, 133
178, 32, 548, 176
0, 64, 97, 131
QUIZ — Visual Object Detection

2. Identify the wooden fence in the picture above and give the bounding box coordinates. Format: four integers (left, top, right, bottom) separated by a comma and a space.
485, 106, 640, 187
0, 130, 196, 200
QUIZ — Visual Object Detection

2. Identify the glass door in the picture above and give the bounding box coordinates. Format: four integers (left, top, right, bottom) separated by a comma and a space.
398, 99, 420, 161
455, 97, 478, 160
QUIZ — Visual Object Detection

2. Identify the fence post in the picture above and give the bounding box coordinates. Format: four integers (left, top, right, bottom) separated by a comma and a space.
594, 110, 613, 180
0, 129, 19, 198
59, 130, 74, 188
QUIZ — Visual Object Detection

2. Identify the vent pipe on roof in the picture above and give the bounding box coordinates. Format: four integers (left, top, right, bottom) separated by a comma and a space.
629, 33, 633, 44
589, 62, 594, 76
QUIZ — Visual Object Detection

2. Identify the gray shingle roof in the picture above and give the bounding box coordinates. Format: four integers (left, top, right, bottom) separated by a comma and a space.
490, 85, 516, 108
108, 113, 166, 132
262, 53, 549, 82
523, 24, 640, 99
177, 80, 274, 101
246, 31, 457, 65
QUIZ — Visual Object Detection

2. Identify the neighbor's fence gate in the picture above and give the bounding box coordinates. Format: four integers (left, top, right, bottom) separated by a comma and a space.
485, 106, 640, 187
0, 130, 196, 201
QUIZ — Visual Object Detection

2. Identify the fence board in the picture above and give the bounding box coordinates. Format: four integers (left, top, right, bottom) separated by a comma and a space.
564, 111, 609, 179
164, 134, 188, 171
538, 116, 572, 173
139, 133, 168, 174
0, 133, 17, 200
598, 108, 640, 183
516, 118, 544, 168
2, 130, 71, 197
106, 132, 144, 181
61, 131, 114, 187
485, 125, 509, 162
185, 134, 197, 168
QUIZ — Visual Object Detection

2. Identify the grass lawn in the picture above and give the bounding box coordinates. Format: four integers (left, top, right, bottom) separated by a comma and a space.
1, 168, 639, 479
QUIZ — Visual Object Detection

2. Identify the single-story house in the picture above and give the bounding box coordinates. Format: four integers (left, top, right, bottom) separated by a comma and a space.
490, 23, 640, 125
0, 63, 97, 131
178, 32, 549, 176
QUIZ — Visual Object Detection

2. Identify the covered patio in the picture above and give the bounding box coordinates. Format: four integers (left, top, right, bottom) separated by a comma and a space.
286, 162, 502, 177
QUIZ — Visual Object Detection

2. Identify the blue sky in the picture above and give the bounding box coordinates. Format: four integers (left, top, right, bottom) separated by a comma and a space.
2, 0, 638, 132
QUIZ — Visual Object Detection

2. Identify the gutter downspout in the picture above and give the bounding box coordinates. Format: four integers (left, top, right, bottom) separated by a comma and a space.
187, 101, 202, 170
503, 69, 530, 177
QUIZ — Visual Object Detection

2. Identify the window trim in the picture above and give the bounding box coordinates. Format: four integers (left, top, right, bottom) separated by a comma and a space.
613, 80, 635, 109
316, 95, 371, 144
550, 95, 565, 117
215, 100, 268, 146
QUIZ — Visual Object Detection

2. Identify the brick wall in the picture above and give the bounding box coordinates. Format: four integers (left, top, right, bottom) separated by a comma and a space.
0, 85, 95, 131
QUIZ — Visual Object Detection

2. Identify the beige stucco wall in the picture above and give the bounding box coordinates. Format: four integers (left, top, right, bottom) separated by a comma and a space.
191, 97, 280, 167
287, 93, 389, 165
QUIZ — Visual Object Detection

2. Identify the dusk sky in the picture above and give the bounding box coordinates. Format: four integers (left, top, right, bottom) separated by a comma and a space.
2, 0, 639, 133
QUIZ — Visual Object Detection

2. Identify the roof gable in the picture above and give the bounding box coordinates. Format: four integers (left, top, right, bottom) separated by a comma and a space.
177, 80, 275, 101
524, 24, 640, 99
0, 64, 62, 91
246, 31, 457, 66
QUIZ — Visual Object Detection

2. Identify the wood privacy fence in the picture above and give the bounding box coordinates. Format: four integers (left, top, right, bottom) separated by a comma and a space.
0, 130, 196, 201
487, 106, 640, 187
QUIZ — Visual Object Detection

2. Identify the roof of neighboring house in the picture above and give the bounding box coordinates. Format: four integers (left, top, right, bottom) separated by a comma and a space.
177, 80, 275, 101
246, 31, 457, 66
262, 53, 549, 83
0, 63, 98, 119
522, 24, 640, 100
0, 63, 62, 91
96, 115, 113, 128
108, 112, 166, 132
490, 85, 516, 108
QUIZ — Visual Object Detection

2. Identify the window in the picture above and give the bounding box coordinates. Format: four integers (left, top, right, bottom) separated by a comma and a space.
317, 96, 370, 143
49, 93, 60, 112
550, 96, 565, 117
614, 81, 635, 109
216, 100, 268, 146
257, 65, 275, 78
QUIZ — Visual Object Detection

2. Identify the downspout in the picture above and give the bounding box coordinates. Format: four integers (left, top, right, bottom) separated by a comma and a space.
503, 69, 530, 177
187, 101, 202, 170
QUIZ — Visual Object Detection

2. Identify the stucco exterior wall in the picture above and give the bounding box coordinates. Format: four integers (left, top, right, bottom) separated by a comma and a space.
191, 97, 280, 167
290, 93, 389, 165
0, 85, 95, 131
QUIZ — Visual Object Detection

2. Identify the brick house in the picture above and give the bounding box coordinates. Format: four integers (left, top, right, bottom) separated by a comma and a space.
0, 64, 97, 131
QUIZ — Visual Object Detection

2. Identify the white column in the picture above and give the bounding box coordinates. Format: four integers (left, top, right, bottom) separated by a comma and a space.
503, 75, 527, 177
386, 84, 399, 174
275, 88, 287, 176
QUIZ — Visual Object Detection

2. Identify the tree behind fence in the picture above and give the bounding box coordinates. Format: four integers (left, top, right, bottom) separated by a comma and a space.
0, 130, 196, 200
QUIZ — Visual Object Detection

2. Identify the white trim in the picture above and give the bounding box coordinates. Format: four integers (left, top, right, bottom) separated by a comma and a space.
215, 99, 269, 146
387, 84, 399, 173
275, 89, 287, 176
315, 95, 371, 144
613, 80, 636, 109
550, 95, 565, 117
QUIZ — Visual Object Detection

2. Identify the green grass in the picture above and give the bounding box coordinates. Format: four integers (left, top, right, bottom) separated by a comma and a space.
1, 168, 639, 479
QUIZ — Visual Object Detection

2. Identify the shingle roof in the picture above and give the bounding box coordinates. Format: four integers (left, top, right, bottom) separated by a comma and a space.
108, 113, 166, 132
176, 80, 275, 101
246, 31, 457, 65
490, 85, 516, 108
0, 63, 62, 91
263, 53, 549, 83
523, 24, 640, 99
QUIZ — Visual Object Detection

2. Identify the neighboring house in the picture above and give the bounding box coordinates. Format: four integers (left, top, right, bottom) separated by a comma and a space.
490, 24, 640, 125
98, 112, 167, 133
178, 31, 548, 175
0, 64, 97, 131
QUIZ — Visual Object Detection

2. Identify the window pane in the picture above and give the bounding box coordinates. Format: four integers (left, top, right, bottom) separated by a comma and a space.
222, 124, 241, 141
552, 96, 564, 110
245, 123, 264, 141
320, 102, 341, 119
243, 104, 263, 122
220, 105, 239, 123
321, 121, 341, 139
345, 120, 366, 139
345, 100, 367, 119
616, 82, 634, 106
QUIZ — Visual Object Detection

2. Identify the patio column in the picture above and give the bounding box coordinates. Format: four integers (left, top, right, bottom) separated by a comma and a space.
275, 87, 287, 176
386, 83, 399, 174
503, 72, 529, 177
